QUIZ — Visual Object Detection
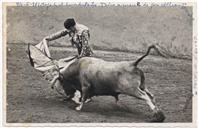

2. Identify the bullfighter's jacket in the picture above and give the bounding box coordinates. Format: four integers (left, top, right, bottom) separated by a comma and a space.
43, 23, 93, 57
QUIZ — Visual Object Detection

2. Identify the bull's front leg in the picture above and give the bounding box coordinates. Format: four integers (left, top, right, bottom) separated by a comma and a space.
71, 90, 81, 104
75, 82, 90, 111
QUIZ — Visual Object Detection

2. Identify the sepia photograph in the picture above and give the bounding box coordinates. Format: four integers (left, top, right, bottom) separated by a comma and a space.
2, 2, 196, 127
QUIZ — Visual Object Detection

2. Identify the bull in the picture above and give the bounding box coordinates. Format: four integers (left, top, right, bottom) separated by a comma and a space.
50, 45, 167, 122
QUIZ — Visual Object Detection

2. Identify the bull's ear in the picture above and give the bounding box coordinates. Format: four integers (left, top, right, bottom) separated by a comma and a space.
27, 43, 35, 67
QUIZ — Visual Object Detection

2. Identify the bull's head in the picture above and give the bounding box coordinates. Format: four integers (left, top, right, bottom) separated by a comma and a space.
42, 61, 60, 82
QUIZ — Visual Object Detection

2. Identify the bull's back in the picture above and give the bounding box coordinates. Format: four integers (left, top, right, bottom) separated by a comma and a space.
79, 57, 132, 95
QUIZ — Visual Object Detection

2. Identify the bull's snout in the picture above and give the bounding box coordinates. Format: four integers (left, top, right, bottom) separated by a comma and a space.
152, 110, 166, 122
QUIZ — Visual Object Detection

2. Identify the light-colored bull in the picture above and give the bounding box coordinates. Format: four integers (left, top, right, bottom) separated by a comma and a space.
52, 45, 167, 122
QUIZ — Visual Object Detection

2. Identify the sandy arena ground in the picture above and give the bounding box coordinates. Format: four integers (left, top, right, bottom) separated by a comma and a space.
6, 43, 192, 123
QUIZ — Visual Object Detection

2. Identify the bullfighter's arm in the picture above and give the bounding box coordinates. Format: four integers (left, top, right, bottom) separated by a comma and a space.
36, 29, 68, 58
42, 29, 69, 43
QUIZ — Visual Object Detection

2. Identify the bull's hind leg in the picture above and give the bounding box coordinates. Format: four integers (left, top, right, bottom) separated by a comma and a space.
144, 88, 156, 104
135, 87, 156, 111
134, 87, 165, 122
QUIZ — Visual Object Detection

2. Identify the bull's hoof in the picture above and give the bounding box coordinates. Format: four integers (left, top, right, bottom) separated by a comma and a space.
62, 97, 72, 101
75, 106, 82, 111
72, 98, 81, 104
151, 110, 166, 122
85, 98, 92, 103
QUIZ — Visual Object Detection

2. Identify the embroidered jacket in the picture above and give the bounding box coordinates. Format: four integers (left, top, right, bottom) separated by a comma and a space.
42, 23, 93, 57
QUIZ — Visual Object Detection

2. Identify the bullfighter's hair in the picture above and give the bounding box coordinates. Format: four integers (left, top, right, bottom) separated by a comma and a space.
64, 18, 76, 29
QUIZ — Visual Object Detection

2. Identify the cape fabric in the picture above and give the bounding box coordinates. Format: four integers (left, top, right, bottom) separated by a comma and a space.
27, 41, 58, 72
27, 41, 77, 81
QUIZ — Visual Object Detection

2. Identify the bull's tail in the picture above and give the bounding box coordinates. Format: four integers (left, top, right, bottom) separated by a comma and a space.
133, 45, 168, 67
